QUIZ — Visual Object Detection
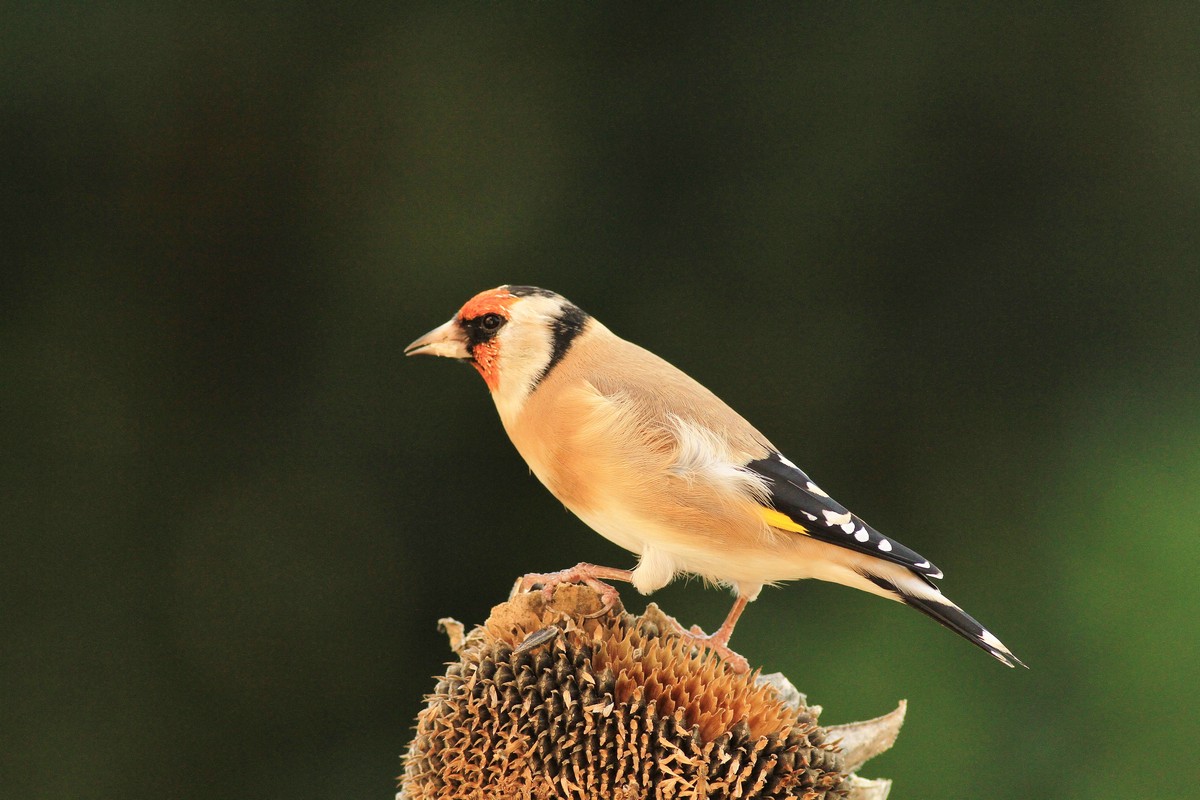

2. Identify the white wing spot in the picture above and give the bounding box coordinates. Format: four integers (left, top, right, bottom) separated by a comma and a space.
802, 511, 818, 521
854, 528, 870, 542
779, 455, 800, 470
878, 539, 893, 552
840, 521, 856, 533
822, 509, 852, 526
915, 560, 930, 569
806, 481, 830, 498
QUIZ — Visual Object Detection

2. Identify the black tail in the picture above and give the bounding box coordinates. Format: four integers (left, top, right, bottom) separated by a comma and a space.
860, 570, 1026, 668
902, 592, 1027, 668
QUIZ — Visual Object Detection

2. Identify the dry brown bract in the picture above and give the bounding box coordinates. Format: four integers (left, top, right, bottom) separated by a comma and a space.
401, 583, 902, 800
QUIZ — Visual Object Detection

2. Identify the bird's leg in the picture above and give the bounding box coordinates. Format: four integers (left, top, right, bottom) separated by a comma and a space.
517, 562, 633, 618
670, 595, 751, 673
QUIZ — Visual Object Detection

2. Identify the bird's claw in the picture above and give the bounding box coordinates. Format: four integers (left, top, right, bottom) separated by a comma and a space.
581, 599, 615, 620
666, 618, 751, 674
517, 563, 632, 619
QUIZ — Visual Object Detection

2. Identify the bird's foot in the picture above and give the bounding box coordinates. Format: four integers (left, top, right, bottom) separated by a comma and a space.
517, 563, 633, 619
662, 594, 752, 673
667, 621, 750, 674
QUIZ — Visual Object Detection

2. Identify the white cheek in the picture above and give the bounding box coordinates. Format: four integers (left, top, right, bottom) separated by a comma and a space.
489, 325, 556, 426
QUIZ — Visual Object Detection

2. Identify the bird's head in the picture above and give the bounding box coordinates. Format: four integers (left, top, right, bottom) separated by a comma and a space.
405, 285, 591, 395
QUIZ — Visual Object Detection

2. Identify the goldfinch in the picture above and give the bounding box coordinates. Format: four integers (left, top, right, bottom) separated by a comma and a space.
406, 285, 1024, 671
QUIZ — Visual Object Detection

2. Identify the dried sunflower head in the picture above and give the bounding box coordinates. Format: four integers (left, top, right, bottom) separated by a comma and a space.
401, 584, 901, 800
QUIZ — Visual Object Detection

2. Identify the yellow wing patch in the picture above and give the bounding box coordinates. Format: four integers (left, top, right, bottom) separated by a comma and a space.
757, 506, 809, 535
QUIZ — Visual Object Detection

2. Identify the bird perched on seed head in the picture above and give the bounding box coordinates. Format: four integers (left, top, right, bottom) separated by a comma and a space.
406, 285, 1024, 671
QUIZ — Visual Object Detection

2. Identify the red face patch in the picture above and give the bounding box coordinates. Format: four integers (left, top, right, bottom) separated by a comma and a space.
456, 287, 518, 391
457, 287, 517, 322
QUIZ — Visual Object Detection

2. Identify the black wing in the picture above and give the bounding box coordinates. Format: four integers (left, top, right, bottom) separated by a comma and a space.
746, 452, 944, 583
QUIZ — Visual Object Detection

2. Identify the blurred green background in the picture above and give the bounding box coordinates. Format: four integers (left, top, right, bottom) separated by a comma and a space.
4, 4, 1198, 799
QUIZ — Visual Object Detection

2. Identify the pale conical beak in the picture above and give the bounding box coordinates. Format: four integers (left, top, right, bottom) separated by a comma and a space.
404, 317, 470, 359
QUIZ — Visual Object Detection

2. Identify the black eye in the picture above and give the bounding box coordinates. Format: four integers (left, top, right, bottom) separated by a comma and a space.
479, 313, 504, 332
